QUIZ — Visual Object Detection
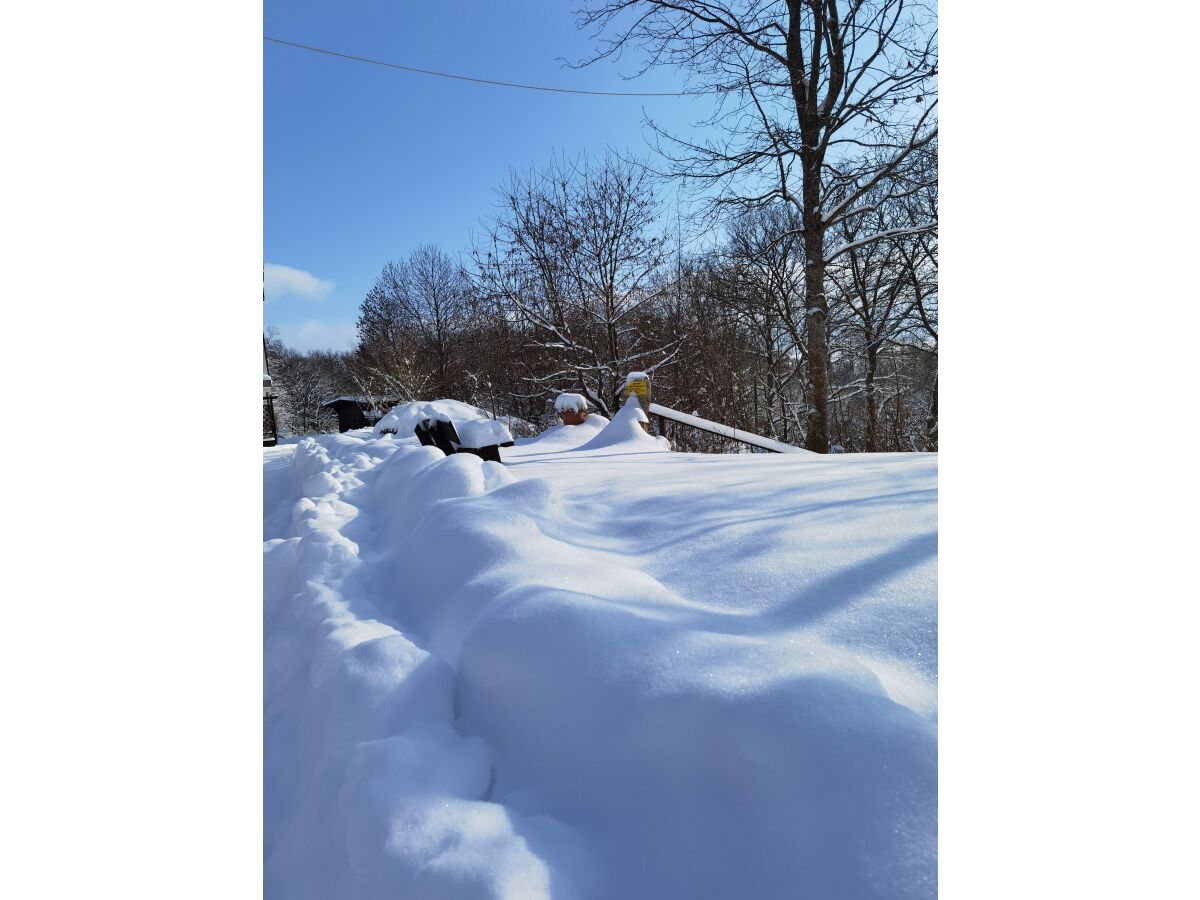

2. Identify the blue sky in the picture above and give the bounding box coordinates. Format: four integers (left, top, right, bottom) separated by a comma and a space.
264, 0, 711, 352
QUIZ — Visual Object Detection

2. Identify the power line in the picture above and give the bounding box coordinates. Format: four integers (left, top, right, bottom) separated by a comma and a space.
264, 36, 688, 97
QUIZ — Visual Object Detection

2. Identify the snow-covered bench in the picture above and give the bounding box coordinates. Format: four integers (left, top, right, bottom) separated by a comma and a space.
414, 413, 514, 463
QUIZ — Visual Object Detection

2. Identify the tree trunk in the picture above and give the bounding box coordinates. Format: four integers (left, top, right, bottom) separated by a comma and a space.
802, 198, 831, 453
925, 372, 938, 451
789, 0, 831, 453
865, 339, 879, 452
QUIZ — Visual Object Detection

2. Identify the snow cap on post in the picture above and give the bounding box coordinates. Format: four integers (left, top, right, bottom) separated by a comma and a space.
624, 371, 651, 414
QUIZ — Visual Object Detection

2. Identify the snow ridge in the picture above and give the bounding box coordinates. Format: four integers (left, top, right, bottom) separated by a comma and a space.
265, 437, 573, 899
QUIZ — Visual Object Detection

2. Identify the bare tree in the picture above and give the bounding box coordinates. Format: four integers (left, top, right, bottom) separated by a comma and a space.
475, 153, 674, 415
725, 204, 808, 440
402, 244, 474, 397
357, 245, 473, 399
886, 143, 936, 449
826, 204, 916, 450
356, 271, 431, 400
579, 0, 937, 451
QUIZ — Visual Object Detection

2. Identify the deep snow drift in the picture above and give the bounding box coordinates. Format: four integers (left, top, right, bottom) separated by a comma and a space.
576, 394, 670, 453
264, 413, 937, 899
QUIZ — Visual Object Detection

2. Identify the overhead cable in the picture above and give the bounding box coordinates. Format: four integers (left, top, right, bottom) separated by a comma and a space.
264, 36, 689, 97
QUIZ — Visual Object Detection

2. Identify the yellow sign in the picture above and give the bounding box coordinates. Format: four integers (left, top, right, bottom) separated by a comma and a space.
624, 374, 651, 421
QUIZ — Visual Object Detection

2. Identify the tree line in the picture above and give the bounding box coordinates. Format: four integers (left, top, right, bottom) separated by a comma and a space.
267, 1, 936, 453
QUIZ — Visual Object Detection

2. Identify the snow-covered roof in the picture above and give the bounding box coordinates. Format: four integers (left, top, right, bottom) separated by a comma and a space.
321, 395, 398, 408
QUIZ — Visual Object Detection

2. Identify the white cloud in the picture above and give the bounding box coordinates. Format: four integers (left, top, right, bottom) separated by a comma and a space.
273, 320, 358, 354
264, 263, 335, 301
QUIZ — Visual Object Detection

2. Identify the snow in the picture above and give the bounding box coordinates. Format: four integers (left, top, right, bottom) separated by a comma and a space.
455, 418, 514, 449
265, 408, 937, 898
372, 399, 492, 438
576, 393, 667, 453
624, 371, 649, 385
511, 414, 610, 453
649, 402, 811, 454
554, 393, 588, 413
370, 400, 513, 448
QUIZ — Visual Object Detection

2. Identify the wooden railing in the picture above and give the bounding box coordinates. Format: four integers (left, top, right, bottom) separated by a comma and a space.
647, 403, 811, 454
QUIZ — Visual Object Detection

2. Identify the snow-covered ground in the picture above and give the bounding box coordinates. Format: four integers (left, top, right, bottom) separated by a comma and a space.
263, 406, 937, 899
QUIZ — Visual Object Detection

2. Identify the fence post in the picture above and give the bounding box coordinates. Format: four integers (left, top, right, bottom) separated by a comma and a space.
624, 372, 652, 431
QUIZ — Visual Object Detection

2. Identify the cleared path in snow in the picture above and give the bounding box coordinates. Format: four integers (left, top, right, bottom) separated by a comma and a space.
263, 443, 297, 540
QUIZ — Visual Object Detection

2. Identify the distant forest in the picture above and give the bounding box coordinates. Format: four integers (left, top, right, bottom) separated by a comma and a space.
266, 2, 936, 454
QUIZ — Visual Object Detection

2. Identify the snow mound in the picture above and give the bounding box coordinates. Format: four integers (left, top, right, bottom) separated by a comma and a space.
338, 723, 559, 899
513, 414, 609, 452
373, 399, 491, 438
576, 395, 669, 453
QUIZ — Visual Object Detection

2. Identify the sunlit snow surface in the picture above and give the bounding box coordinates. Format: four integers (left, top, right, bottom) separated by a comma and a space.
264, 417, 937, 899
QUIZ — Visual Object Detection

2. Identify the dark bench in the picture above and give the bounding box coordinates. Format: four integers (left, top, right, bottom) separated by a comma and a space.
414, 416, 514, 463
